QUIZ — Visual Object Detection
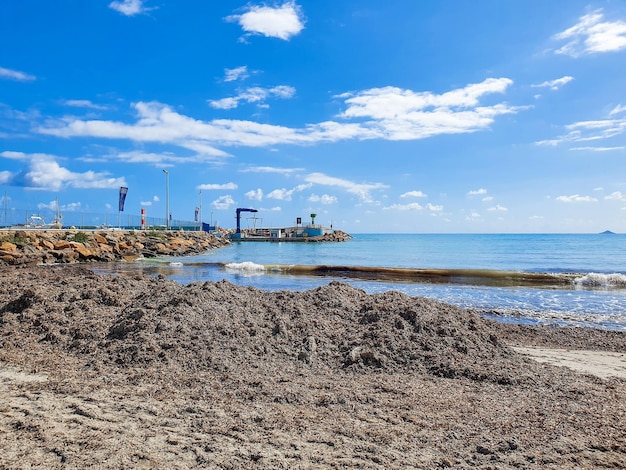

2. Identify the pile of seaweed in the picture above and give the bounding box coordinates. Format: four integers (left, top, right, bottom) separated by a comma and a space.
0, 265, 542, 386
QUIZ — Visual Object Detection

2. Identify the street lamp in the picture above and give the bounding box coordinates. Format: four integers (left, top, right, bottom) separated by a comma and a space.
199, 189, 203, 232
163, 169, 169, 230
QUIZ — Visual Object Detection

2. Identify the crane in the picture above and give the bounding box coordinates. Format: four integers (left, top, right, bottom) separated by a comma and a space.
235, 208, 258, 233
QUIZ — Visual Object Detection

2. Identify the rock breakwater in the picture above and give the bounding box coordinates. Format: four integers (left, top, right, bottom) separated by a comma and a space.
0, 229, 230, 266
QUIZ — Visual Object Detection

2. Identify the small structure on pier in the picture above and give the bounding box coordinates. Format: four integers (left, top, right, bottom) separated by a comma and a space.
229, 209, 337, 242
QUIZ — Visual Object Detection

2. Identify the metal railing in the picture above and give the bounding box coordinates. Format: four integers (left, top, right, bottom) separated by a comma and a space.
0, 209, 209, 231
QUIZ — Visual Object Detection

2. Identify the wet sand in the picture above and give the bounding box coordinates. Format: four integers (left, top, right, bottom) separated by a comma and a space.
1, 265, 625, 469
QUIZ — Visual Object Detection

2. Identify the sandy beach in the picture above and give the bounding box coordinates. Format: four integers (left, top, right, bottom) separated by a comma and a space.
1, 264, 625, 469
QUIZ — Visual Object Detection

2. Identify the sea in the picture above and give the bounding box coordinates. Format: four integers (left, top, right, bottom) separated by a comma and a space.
93, 233, 626, 331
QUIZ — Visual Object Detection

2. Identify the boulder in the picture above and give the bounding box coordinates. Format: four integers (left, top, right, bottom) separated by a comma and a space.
74, 244, 98, 260
40, 240, 55, 250
94, 233, 108, 244
53, 240, 72, 250
0, 242, 17, 252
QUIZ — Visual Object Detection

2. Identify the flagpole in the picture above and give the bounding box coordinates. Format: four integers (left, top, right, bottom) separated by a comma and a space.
163, 170, 169, 230
118, 186, 128, 230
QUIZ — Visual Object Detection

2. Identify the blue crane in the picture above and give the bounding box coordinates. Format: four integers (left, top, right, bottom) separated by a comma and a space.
235, 208, 258, 233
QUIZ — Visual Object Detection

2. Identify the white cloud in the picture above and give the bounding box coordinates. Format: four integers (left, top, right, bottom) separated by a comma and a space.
267, 183, 311, 201
114, 151, 175, 164
570, 146, 625, 152
605, 191, 626, 202
384, 203, 423, 211
246, 188, 264, 201
0, 171, 12, 184
488, 204, 508, 212
426, 203, 443, 212
224, 66, 249, 82
198, 182, 238, 190
209, 97, 240, 110
467, 188, 487, 196
36, 77, 522, 153
37, 101, 310, 148
179, 141, 231, 158
400, 190, 427, 198
0, 66, 35, 82
0, 151, 126, 191
267, 189, 290, 200
113, 149, 227, 166
481, 196, 493, 202
140, 200, 152, 206
556, 194, 598, 203
554, 10, 626, 57
305, 172, 388, 203
227, 2, 305, 41
37, 200, 82, 213
63, 100, 109, 110
609, 104, 626, 116
209, 85, 296, 109
309, 193, 337, 205
153, 195, 159, 203
212, 195, 236, 210
536, 117, 626, 146
531, 76, 574, 91
109, 0, 151, 16
338, 78, 519, 140
241, 166, 303, 175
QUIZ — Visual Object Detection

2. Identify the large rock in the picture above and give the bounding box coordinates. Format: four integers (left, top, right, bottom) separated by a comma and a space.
73, 244, 98, 260
0, 242, 17, 252
53, 240, 72, 250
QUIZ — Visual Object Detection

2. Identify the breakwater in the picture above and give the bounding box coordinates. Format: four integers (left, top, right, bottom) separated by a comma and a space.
0, 230, 230, 266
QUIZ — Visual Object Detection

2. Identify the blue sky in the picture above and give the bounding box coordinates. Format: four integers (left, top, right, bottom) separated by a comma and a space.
2, 1, 626, 233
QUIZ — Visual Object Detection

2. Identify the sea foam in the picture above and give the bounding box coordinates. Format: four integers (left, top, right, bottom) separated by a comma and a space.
225, 261, 266, 273
573, 273, 626, 289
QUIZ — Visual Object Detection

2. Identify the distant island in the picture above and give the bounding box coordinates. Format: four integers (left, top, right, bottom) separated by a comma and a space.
599, 230, 616, 235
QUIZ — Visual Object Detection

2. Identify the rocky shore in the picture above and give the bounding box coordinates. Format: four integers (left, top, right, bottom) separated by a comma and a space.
0, 229, 230, 265
1, 264, 625, 469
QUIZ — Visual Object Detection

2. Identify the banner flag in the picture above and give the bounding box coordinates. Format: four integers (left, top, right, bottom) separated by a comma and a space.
119, 187, 128, 212
194, 207, 199, 222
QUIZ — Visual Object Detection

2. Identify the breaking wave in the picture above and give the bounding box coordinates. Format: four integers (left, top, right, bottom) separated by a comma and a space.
179, 261, 626, 291
242, 263, 582, 289
573, 273, 626, 289
224, 261, 266, 275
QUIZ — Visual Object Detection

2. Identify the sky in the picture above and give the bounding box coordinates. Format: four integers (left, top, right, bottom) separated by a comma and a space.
2, 1, 626, 233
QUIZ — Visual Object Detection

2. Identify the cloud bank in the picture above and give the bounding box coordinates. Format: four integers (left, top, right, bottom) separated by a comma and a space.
36, 77, 521, 164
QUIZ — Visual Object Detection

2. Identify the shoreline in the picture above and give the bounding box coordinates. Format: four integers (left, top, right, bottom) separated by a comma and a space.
1, 264, 625, 468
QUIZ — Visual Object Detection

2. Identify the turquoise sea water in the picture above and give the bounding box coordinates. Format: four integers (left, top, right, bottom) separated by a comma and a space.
95, 234, 626, 331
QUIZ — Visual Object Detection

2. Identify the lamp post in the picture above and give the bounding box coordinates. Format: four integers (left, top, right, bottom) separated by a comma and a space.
163, 169, 169, 230
199, 190, 203, 232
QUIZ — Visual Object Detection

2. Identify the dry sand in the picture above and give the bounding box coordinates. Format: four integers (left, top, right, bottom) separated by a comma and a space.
1, 264, 625, 469
513, 347, 626, 380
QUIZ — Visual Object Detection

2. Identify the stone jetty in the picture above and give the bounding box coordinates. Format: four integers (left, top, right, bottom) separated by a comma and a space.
0, 229, 230, 266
